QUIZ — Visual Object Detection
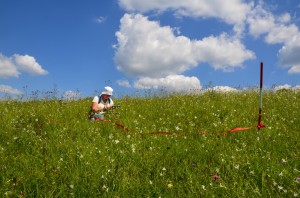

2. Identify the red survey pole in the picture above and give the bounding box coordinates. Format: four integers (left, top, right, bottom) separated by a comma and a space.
257, 62, 265, 140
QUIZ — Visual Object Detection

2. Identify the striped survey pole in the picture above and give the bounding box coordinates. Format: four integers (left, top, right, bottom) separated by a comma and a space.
257, 62, 264, 140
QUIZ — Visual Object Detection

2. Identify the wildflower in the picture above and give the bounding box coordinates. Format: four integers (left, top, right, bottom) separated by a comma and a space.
167, 183, 173, 188
213, 174, 219, 180
296, 177, 300, 181
281, 159, 287, 164
278, 185, 283, 190
279, 172, 283, 177
69, 185, 74, 189
201, 185, 206, 190
149, 180, 153, 185
4, 191, 12, 196
162, 167, 166, 171
114, 139, 120, 144
234, 164, 240, 169
131, 144, 136, 153
294, 192, 298, 197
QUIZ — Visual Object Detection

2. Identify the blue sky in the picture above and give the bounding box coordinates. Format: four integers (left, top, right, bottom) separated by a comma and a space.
1, 0, 300, 99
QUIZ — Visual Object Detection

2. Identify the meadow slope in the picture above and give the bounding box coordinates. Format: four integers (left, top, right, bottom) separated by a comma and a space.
0, 90, 299, 197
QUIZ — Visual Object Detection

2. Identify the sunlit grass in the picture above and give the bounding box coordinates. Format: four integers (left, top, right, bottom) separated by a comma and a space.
0, 90, 299, 197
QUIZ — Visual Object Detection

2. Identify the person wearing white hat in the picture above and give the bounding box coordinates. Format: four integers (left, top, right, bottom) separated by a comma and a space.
89, 86, 114, 120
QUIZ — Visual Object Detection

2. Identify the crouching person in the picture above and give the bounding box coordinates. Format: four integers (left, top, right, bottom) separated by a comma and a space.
89, 86, 114, 120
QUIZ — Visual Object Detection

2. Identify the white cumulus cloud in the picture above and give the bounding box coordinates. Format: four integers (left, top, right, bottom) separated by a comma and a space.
277, 36, 300, 74
118, 0, 252, 26
288, 65, 300, 74
114, 13, 255, 77
114, 14, 198, 78
274, 84, 292, 91
114, 13, 255, 91
13, 54, 48, 75
205, 85, 238, 92
0, 54, 48, 78
247, 3, 276, 38
118, 0, 300, 76
246, 2, 300, 75
0, 85, 22, 95
117, 79, 131, 88
0, 54, 20, 78
116, 0, 300, 91
133, 75, 201, 93
193, 33, 255, 71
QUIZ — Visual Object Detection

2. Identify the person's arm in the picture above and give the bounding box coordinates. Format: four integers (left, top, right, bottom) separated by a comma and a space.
91, 102, 101, 112
91, 96, 105, 112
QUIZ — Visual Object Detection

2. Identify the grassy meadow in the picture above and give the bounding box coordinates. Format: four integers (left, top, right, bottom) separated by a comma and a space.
0, 89, 299, 197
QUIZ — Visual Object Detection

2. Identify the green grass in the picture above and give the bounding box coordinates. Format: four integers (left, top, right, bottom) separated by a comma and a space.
0, 90, 299, 197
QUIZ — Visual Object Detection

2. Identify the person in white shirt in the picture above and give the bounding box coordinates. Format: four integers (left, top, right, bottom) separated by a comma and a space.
89, 86, 114, 120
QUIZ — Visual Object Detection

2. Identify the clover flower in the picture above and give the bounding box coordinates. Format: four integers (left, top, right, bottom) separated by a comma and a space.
213, 174, 219, 180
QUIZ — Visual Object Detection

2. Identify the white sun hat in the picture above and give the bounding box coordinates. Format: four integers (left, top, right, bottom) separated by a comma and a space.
101, 86, 113, 96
